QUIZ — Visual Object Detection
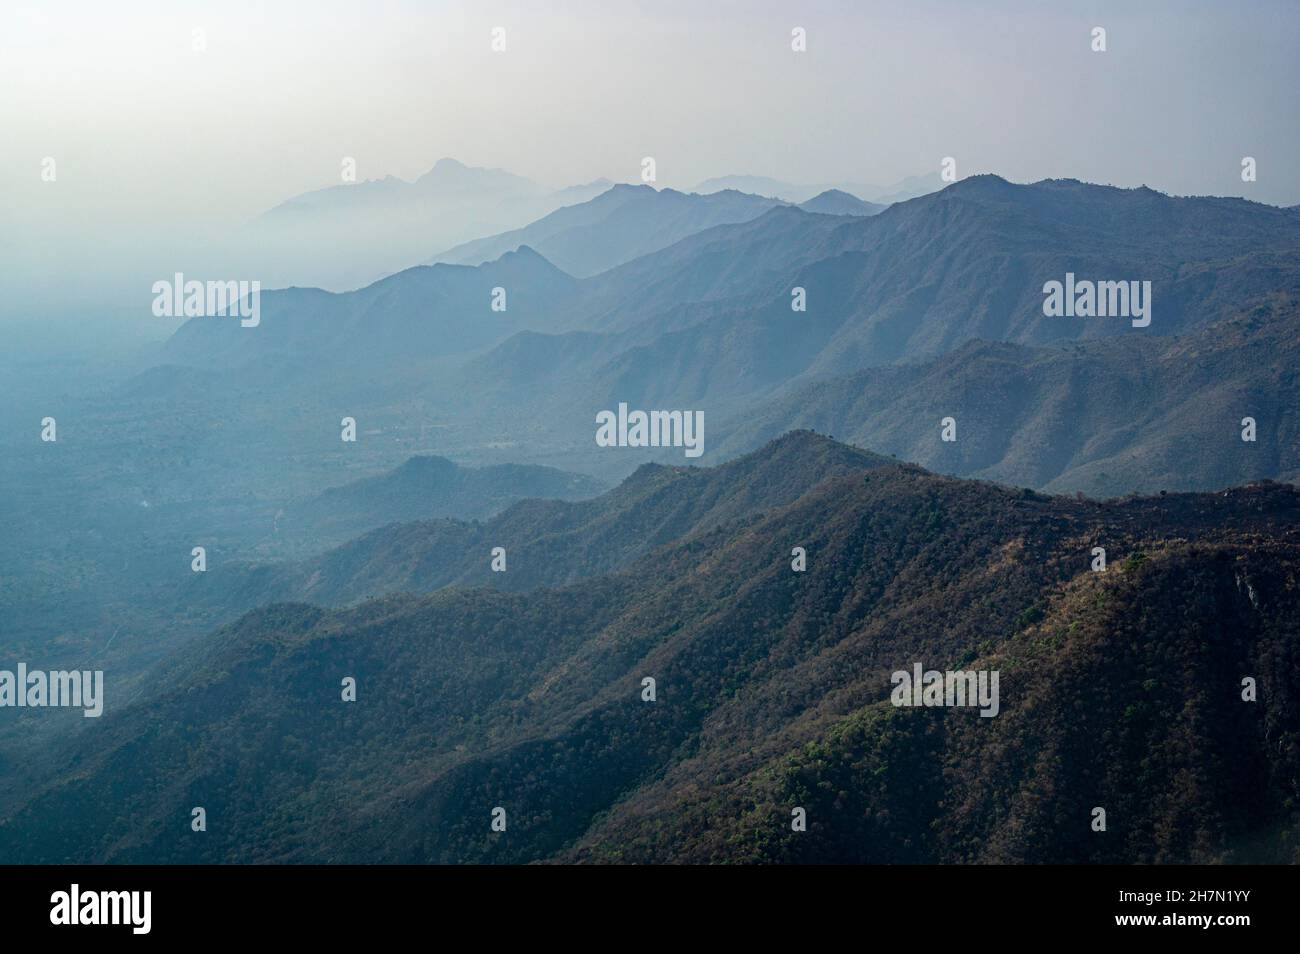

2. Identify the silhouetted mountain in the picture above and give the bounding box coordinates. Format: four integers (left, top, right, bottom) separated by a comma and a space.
14, 173, 1293, 675
233, 158, 611, 290
589, 175, 1300, 350
163, 246, 576, 373
693, 171, 940, 204
861, 171, 948, 205
452, 178, 1300, 460
563, 203, 859, 336
798, 189, 884, 216
157, 176, 1300, 494
196, 431, 893, 612
278, 455, 605, 546
5, 433, 1296, 863
429, 185, 785, 278
27, 171, 1283, 673
179, 176, 1300, 393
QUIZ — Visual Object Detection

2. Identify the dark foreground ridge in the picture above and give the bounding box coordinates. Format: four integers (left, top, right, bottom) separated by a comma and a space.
2, 432, 1297, 864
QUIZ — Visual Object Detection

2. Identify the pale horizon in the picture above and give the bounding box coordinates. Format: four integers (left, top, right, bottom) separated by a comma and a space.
3, 0, 1298, 346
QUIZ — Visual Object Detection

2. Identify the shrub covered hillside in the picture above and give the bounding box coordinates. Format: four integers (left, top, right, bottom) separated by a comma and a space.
2, 433, 1296, 863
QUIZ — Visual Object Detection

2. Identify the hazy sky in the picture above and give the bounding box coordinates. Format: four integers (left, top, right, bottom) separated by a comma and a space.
3, 0, 1298, 343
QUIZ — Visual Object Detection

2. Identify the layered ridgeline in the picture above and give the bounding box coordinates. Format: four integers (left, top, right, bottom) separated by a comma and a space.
718, 293, 1300, 495
0, 443, 603, 679
159, 176, 1300, 493
463, 176, 1300, 412
276, 455, 606, 550
481, 178, 1299, 492
6, 176, 1298, 717
186, 432, 894, 616
230, 158, 613, 291
172, 176, 1300, 380
691, 170, 941, 205
436, 178, 1300, 486
427, 185, 799, 278
163, 245, 576, 376
4, 432, 1297, 864
797, 189, 885, 216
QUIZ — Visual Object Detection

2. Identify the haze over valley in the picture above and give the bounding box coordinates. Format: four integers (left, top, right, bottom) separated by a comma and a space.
2, 0, 1299, 868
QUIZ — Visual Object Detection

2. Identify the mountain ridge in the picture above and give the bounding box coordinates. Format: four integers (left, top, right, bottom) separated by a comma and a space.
427, 184, 788, 278
4, 432, 1296, 863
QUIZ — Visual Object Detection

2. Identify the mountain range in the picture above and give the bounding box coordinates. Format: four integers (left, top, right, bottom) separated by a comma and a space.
4, 432, 1296, 863
719, 292, 1300, 495
426, 181, 883, 282
163, 245, 576, 375
14, 172, 1294, 671
277, 454, 606, 549
447, 177, 1300, 489
691, 170, 942, 204
156, 174, 1300, 497
427, 185, 793, 278
231, 158, 925, 293
232, 159, 921, 292
4, 169, 1298, 864
231, 158, 613, 291
797, 189, 884, 216
187, 432, 894, 616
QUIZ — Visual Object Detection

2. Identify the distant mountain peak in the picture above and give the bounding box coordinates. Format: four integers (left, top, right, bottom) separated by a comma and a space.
505, 243, 543, 258
486, 244, 574, 280
707, 187, 776, 200
427, 183, 785, 277
418, 157, 474, 179
798, 189, 881, 216
945, 173, 1013, 193
809, 188, 855, 200
767, 428, 839, 449
497, 244, 552, 266
397, 455, 457, 474
414, 157, 539, 191
736, 429, 895, 471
